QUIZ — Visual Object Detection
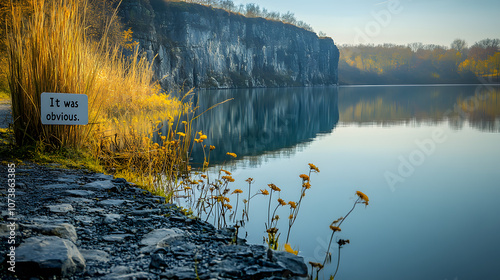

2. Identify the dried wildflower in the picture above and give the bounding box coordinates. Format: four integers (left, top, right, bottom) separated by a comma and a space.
302, 182, 311, 189
201, 174, 207, 179
331, 217, 343, 225
268, 183, 281, 192
210, 145, 215, 150
194, 138, 202, 143
309, 261, 324, 269
284, 243, 298, 255
184, 186, 191, 190
245, 178, 254, 183
222, 175, 235, 182
224, 197, 230, 202
274, 215, 280, 220
308, 163, 320, 172
266, 227, 278, 234
177, 132, 186, 137
226, 152, 237, 158
232, 189, 243, 194
329, 225, 341, 232
260, 189, 269, 195
160, 136, 167, 141
356, 191, 369, 205
224, 204, 233, 210
200, 134, 207, 140
289, 214, 294, 219
299, 174, 309, 181
203, 161, 209, 167
221, 169, 232, 175
288, 201, 297, 209
337, 239, 350, 246
278, 198, 287, 206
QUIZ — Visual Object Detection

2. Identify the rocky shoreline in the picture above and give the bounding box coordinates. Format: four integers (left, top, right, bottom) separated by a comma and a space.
0, 162, 307, 279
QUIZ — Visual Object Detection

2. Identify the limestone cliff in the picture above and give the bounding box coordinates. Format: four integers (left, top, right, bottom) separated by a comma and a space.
119, 0, 339, 89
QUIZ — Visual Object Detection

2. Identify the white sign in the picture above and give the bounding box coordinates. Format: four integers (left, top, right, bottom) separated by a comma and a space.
41, 92, 88, 125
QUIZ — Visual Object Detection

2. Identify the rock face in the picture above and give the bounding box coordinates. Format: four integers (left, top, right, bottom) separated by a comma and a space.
0, 163, 308, 279
119, 0, 339, 89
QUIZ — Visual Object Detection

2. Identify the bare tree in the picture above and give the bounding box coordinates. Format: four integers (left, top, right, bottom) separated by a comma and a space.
451, 39, 468, 52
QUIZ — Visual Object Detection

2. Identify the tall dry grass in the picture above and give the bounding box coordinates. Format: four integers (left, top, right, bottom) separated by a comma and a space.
6, 0, 195, 198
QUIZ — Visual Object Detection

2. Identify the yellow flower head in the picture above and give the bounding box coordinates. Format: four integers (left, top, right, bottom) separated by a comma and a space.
289, 214, 294, 219
200, 134, 207, 140
245, 178, 254, 183
260, 189, 269, 195
288, 201, 297, 209
224, 203, 233, 210
210, 145, 215, 150
177, 132, 186, 137
194, 138, 202, 143
182, 121, 187, 125
232, 189, 243, 194
268, 183, 281, 192
227, 152, 237, 158
299, 174, 310, 181
278, 198, 287, 206
302, 182, 311, 189
224, 197, 230, 202
356, 191, 369, 205
284, 243, 298, 255
308, 163, 320, 172
329, 225, 341, 232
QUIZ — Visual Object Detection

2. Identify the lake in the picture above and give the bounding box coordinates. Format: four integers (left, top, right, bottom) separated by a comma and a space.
186, 84, 500, 280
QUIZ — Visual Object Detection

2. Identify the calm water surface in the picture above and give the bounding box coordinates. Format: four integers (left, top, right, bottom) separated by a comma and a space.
186, 85, 500, 280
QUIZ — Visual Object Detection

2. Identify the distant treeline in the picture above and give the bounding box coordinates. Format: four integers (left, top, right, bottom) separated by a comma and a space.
181, 0, 315, 33
339, 39, 500, 85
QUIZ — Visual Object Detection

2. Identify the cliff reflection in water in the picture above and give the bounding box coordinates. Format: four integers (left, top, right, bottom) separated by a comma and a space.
191, 87, 339, 165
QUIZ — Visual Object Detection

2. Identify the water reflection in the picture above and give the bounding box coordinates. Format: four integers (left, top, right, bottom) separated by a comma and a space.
191, 87, 340, 165
338, 85, 500, 131
188, 85, 500, 165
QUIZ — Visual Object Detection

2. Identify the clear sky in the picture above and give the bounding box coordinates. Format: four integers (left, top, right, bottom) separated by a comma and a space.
231, 0, 500, 47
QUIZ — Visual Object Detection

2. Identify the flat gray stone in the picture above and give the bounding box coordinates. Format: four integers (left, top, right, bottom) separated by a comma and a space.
39, 184, 71, 189
74, 215, 96, 225
23, 223, 78, 243
65, 197, 93, 204
140, 228, 185, 253
47, 204, 74, 214
83, 180, 115, 190
80, 249, 109, 263
99, 199, 126, 206
102, 234, 133, 242
65, 190, 95, 197
128, 209, 161, 216
16, 236, 85, 277
103, 213, 123, 224
87, 207, 105, 213
103, 272, 153, 280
